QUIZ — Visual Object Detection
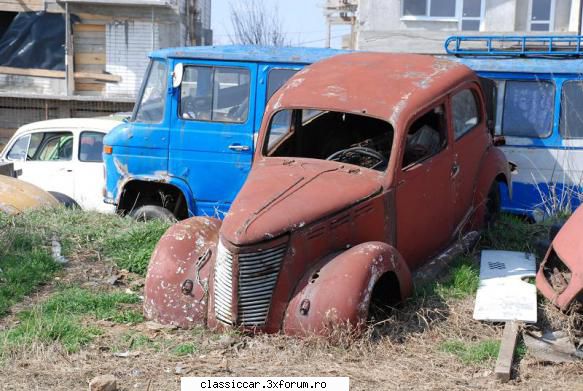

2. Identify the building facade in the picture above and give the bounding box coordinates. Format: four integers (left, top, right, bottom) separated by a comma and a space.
339, 0, 582, 52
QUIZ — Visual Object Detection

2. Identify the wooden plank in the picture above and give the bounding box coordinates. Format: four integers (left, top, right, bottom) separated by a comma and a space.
75, 72, 120, 82
75, 83, 105, 92
74, 24, 106, 33
75, 53, 106, 65
0, 66, 64, 78
495, 321, 520, 382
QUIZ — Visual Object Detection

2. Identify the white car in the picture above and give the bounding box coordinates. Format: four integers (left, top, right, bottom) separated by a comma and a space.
0, 118, 122, 213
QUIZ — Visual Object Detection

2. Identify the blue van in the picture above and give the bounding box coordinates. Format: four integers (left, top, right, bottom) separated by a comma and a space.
103, 46, 342, 220
446, 36, 583, 218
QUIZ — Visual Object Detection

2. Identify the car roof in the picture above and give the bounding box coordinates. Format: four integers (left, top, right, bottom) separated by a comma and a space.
14, 118, 122, 137
150, 45, 346, 64
265, 52, 476, 129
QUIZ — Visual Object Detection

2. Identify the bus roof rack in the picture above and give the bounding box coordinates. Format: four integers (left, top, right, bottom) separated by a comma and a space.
445, 35, 583, 57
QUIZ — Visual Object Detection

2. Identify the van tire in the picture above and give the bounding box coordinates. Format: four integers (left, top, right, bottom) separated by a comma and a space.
484, 182, 501, 228
130, 205, 177, 222
48, 192, 80, 209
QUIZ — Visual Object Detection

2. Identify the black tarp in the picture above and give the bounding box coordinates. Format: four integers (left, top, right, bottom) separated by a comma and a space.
0, 12, 78, 71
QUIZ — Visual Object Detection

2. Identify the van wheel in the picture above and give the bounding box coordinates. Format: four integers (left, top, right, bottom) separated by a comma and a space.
130, 205, 177, 222
484, 183, 501, 228
48, 192, 80, 209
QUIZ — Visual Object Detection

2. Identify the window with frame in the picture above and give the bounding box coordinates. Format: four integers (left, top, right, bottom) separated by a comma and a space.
452, 89, 480, 139
560, 81, 583, 139
133, 59, 167, 124
530, 0, 554, 31
502, 81, 554, 138
79, 132, 105, 162
34, 132, 74, 161
180, 66, 250, 123
402, 105, 447, 169
6, 134, 30, 160
403, 0, 456, 18
267, 68, 298, 101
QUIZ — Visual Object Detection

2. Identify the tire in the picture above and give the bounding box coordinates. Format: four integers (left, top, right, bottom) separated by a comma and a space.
48, 192, 80, 209
130, 205, 177, 222
484, 182, 501, 228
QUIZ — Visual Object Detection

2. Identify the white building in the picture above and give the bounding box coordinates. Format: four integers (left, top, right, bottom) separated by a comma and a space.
331, 0, 583, 52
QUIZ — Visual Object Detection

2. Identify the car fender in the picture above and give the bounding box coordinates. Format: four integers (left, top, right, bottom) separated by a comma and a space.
143, 217, 221, 328
119, 175, 196, 215
283, 242, 412, 336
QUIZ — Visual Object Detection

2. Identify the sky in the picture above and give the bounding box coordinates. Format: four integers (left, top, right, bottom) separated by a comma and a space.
211, 0, 349, 48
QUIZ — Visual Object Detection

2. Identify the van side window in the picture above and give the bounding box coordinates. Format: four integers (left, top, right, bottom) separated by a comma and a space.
452, 89, 479, 139
181, 66, 250, 123
502, 81, 554, 138
267, 69, 298, 100
403, 105, 447, 168
560, 81, 583, 139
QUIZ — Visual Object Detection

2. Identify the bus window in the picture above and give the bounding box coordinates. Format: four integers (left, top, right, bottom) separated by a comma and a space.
560, 81, 583, 139
502, 80, 554, 138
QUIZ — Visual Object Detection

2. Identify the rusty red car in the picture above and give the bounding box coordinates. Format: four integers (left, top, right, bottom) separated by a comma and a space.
143, 52, 511, 335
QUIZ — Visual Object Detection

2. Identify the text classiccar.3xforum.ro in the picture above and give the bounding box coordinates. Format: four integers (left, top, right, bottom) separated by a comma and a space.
197, 379, 329, 389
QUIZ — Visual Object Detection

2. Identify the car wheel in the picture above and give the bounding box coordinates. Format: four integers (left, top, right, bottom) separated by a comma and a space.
130, 205, 177, 222
48, 192, 80, 209
484, 182, 501, 228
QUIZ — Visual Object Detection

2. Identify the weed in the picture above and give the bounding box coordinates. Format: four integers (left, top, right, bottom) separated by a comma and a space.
173, 343, 198, 356
440, 339, 500, 364
481, 214, 547, 253
435, 256, 480, 300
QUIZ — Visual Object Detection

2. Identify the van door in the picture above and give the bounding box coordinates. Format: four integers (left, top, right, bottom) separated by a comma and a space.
169, 61, 258, 217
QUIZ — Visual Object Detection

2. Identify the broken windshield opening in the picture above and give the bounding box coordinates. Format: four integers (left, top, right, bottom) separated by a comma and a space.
264, 109, 394, 171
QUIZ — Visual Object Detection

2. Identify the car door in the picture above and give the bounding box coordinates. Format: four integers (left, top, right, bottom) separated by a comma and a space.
12, 130, 76, 199
169, 61, 257, 216
75, 130, 112, 212
395, 102, 454, 268
450, 84, 490, 229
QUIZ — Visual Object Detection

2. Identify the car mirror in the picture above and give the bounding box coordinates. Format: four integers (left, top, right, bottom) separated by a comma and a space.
172, 62, 184, 89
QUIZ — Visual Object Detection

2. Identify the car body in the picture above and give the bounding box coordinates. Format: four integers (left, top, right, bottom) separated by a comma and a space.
0, 174, 58, 215
447, 35, 583, 218
143, 52, 511, 335
0, 118, 121, 213
102, 46, 344, 220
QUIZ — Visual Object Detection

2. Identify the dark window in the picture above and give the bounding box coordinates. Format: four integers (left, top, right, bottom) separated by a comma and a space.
502, 81, 554, 138
452, 89, 480, 139
462, 20, 481, 31
532, 0, 552, 21
463, 0, 482, 17
180, 66, 250, 123
133, 60, 167, 124
33, 132, 74, 161
403, 0, 427, 16
79, 132, 105, 162
7, 134, 30, 161
267, 68, 298, 100
403, 105, 447, 168
430, 0, 455, 17
560, 81, 583, 139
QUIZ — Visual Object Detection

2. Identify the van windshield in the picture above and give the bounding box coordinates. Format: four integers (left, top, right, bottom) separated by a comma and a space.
264, 109, 394, 171
132, 59, 167, 123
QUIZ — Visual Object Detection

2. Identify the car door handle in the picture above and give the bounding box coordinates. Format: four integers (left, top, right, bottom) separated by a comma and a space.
59, 168, 73, 173
451, 163, 460, 178
228, 144, 250, 152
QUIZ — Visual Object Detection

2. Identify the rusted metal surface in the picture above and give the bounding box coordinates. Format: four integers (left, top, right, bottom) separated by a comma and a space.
0, 175, 58, 215
144, 52, 510, 335
536, 206, 583, 310
143, 217, 221, 328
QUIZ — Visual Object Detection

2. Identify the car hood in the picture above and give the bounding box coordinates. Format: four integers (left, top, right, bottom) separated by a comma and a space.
220, 158, 383, 246
0, 176, 58, 214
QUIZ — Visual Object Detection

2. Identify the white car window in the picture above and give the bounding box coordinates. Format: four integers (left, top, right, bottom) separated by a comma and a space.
79, 132, 105, 162
32, 132, 74, 161
7, 134, 30, 160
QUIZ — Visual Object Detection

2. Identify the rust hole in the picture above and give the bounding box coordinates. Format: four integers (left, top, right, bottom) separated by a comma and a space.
543, 250, 571, 295
310, 271, 320, 283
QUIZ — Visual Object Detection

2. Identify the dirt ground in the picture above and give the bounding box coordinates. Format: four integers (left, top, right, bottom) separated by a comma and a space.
0, 250, 582, 391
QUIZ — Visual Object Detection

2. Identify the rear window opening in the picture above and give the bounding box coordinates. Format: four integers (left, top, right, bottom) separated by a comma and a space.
264, 109, 394, 171
543, 249, 571, 295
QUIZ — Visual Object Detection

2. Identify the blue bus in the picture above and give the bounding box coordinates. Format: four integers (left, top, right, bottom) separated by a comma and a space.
446, 36, 583, 219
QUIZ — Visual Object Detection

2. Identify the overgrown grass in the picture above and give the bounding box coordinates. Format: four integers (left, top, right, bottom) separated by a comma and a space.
434, 256, 480, 300
173, 342, 198, 356
481, 214, 548, 253
0, 286, 142, 355
439, 339, 500, 364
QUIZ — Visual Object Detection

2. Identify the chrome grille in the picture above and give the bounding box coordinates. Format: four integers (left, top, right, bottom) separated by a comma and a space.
238, 243, 287, 326
214, 241, 234, 325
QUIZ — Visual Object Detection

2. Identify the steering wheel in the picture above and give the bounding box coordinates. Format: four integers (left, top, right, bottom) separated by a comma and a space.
326, 146, 388, 170
183, 96, 211, 120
